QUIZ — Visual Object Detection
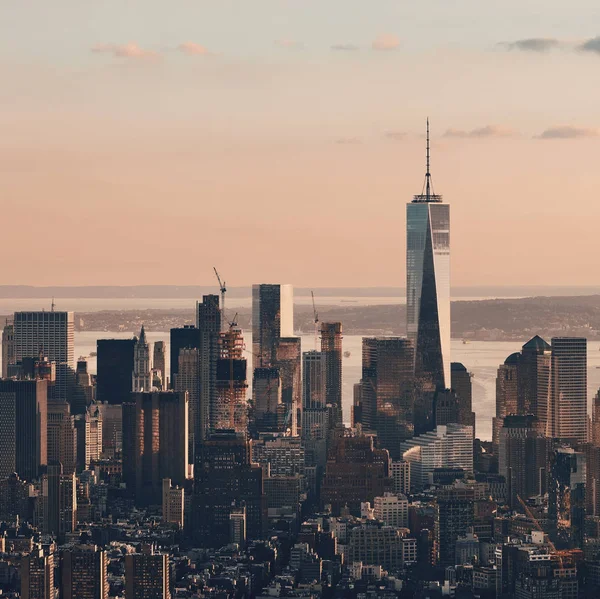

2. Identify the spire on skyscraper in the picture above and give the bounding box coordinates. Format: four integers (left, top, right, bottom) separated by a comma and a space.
413, 119, 442, 203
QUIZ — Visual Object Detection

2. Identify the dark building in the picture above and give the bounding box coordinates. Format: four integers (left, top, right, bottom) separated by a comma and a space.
96, 339, 135, 405
124, 547, 170, 599
321, 322, 343, 428
21, 546, 54, 599
359, 337, 414, 459
60, 545, 108, 599
274, 337, 302, 436
549, 447, 586, 548
517, 336, 552, 425
169, 325, 200, 387
321, 432, 391, 515
435, 487, 474, 567
0, 472, 30, 522
0, 379, 47, 481
122, 391, 188, 505
193, 431, 266, 547
196, 295, 221, 445
433, 389, 460, 427
498, 415, 548, 509
450, 362, 476, 434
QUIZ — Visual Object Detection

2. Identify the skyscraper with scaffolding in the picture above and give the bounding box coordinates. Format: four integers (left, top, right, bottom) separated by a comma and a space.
406, 122, 450, 390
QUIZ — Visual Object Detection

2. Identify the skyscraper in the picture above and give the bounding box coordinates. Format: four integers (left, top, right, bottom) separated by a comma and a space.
517, 335, 552, 427
1, 320, 14, 379
47, 400, 76, 475
303, 350, 325, 409
96, 338, 135, 404
493, 353, 520, 451
13, 311, 75, 402
60, 545, 108, 599
174, 348, 199, 460
21, 546, 54, 599
406, 122, 450, 389
252, 284, 294, 368
450, 362, 476, 434
321, 322, 343, 427
125, 546, 171, 599
274, 336, 301, 436
152, 340, 166, 390
132, 326, 152, 393
549, 337, 587, 443
359, 337, 415, 459
0, 379, 47, 481
169, 325, 200, 386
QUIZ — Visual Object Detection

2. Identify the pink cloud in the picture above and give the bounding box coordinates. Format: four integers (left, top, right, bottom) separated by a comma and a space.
372, 34, 400, 51
179, 42, 210, 56
91, 43, 158, 59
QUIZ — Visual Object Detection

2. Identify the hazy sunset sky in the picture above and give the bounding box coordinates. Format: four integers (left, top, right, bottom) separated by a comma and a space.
2, 1, 600, 287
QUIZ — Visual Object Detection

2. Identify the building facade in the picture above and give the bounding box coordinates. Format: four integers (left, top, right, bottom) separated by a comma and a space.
96, 338, 135, 405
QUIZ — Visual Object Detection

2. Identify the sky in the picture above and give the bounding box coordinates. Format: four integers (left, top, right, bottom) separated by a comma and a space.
1, 0, 600, 287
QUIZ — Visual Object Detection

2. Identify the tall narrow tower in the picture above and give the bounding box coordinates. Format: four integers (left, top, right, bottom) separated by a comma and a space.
406, 121, 450, 389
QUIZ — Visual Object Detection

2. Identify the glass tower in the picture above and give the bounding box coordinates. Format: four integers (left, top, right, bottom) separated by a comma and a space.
406, 121, 450, 389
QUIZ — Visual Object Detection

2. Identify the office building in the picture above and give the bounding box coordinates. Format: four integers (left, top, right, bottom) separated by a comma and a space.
2, 320, 14, 379
75, 404, 102, 471
44, 462, 76, 537
153, 340, 166, 390
406, 125, 450, 389
347, 522, 410, 571
47, 401, 76, 475
169, 325, 200, 386
21, 546, 54, 599
174, 348, 199, 460
122, 391, 188, 504
125, 547, 170, 599
549, 337, 587, 443
401, 424, 473, 491
303, 350, 324, 409
252, 284, 294, 368
517, 335, 552, 427
593, 389, 600, 447
193, 431, 266, 546
214, 324, 248, 434
493, 353, 520, 451
196, 295, 221, 444
253, 367, 284, 432
96, 402, 121, 457
321, 322, 343, 427
359, 337, 415, 459
60, 545, 108, 599
0, 472, 30, 522
450, 362, 476, 434
96, 338, 135, 404
132, 326, 152, 393
549, 447, 586, 548
13, 311, 74, 402
252, 436, 305, 477
435, 486, 474, 567
72, 358, 94, 415
162, 478, 184, 527
321, 432, 391, 515
390, 460, 411, 496
230, 507, 247, 547
373, 492, 409, 528
433, 389, 460, 427
499, 415, 548, 508
0, 379, 47, 481
274, 337, 301, 436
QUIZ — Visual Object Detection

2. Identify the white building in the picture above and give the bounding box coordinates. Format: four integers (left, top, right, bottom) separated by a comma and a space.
401, 424, 473, 490
373, 493, 409, 528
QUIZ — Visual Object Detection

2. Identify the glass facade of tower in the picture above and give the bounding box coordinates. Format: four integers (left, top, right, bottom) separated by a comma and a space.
406, 202, 450, 389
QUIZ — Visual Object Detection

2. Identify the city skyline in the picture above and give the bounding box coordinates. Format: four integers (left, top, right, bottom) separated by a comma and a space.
2, 2, 600, 287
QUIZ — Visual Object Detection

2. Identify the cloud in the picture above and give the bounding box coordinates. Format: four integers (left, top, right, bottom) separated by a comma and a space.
502, 38, 561, 52
444, 125, 515, 138
384, 131, 406, 141
331, 44, 359, 51
578, 36, 600, 54
179, 42, 209, 56
372, 34, 400, 51
536, 126, 598, 139
275, 39, 303, 49
91, 42, 158, 59
335, 137, 362, 145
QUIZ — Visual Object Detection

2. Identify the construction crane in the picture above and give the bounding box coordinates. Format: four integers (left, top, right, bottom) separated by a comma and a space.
213, 267, 227, 332
311, 290, 319, 350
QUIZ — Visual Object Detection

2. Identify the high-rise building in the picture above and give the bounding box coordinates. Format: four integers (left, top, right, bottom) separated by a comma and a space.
60, 545, 108, 599
435, 487, 474, 567
0, 472, 30, 522
359, 337, 414, 459
96, 403, 122, 457
321, 322, 343, 427
169, 325, 200, 387
549, 447, 586, 548
72, 358, 94, 415
450, 362, 476, 434
13, 311, 74, 402
406, 124, 450, 390
549, 337, 587, 443
400, 424, 473, 491
125, 546, 170, 599
1, 320, 14, 379
132, 326, 152, 393
498, 415, 548, 508
75, 404, 103, 471
252, 436, 305, 478
390, 460, 411, 496
373, 492, 409, 528
253, 367, 284, 432
252, 284, 294, 368
303, 351, 325, 409
162, 478, 184, 527
493, 353, 520, 451
214, 325, 248, 434
0, 379, 47, 481
193, 431, 266, 546
21, 546, 54, 599
122, 391, 188, 504
592, 389, 600, 447
174, 348, 199, 461
47, 401, 76, 475
96, 338, 135, 404
517, 336, 552, 427
197, 295, 221, 445
153, 340, 166, 390
274, 337, 301, 436
44, 462, 77, 537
